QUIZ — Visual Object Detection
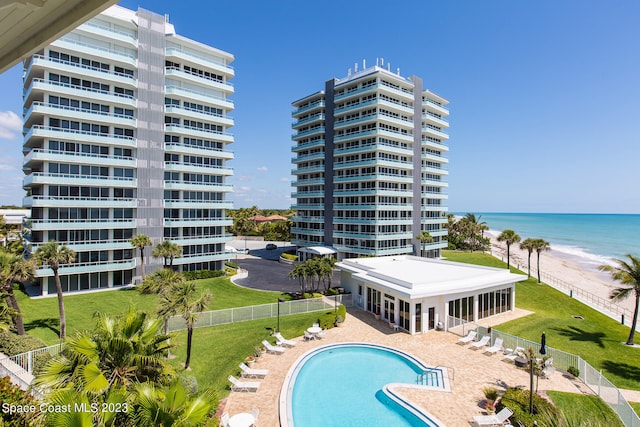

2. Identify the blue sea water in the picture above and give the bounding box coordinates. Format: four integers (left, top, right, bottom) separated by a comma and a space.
466, 213, 640, 270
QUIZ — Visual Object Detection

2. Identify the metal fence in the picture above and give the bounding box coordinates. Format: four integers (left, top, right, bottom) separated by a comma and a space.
487, 328, 640, 427
2, 343, 64, 375
166, 294, 352, 332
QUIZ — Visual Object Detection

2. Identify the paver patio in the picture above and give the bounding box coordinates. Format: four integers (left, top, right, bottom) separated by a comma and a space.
222, 307, 588, 427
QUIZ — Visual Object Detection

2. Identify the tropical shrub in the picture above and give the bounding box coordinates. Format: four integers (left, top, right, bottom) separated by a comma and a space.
280, 253, 298, 261
182, 270, 225, 280
482, 386, 499, 402
225, 261, 238, 269
316, 305, 347, 329
567, 366, 580, 377
0, 376, 37, 426
325, 288, 339, 296
0, 332, 46, 356
498, 388, 557, 426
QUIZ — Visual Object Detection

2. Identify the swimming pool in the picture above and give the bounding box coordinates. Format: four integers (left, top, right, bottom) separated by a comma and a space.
279, 343, 448, 427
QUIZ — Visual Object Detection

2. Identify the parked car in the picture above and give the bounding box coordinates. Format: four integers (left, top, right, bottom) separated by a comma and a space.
265, 243, 277, 250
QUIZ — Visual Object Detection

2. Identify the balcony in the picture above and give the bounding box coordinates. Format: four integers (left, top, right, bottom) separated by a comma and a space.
290, 227, 324, 237
163, 218, 233, 227
52, 38, 137, 67
25, 79, 136, 108
164, 105, 233, 127
26, 54, 136, 88
24, 196, 137, 208
291, 139, 325, 152
165, 86, 233, 110
31, 239, 133, 253
24, 172, 136, 188
164, 162, 233, 176
292, 126, 325, 140
422, 126, 449, 140
292, 164, 324, 174
36, 259, 136, 278
165, 66, 234, 94
165, 124, 233, 143
165, 48, 235, 77
334, 141, 411, 157
173, 252, 231, 265
165, 143, 234, 160
422, 98, 449, 115
164, 199, 233, 209
292, 100, 325, 117
421, 139, 449, 152
333, 83, 378, 102
291, 151, 325, 164
25, 102, 136, 128
23, 149, 136, 168
24, 126, 136, 150
166, 235, 229, 246
164, 181, 233, 192
292, 114, 325, 129
77, 21, 138, 46
30, 218, 136, 230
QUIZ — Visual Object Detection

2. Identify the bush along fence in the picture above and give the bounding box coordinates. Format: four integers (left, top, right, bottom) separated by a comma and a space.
166, 294, 352, 332
485, 328, 640, 427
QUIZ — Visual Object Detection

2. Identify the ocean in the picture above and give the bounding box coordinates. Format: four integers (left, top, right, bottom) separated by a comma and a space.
461, 213, 640, 270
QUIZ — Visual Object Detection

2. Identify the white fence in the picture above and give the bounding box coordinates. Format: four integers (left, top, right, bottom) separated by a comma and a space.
166, 294, 352, 332
487, 328, 640, 427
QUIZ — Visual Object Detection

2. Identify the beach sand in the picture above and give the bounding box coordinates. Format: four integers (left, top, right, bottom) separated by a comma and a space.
486, 232, 635, 315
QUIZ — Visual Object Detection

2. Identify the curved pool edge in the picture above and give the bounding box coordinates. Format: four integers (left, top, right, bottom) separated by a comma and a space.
278, 342, 450, 427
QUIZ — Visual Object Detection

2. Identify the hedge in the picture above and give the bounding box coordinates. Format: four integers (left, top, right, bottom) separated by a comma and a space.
316, 305, 347, 330
498, 388, 557, 426
182, 270, 226, 280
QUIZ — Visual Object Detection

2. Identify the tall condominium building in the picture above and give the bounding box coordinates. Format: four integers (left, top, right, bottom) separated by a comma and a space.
22, 5, 234, 295
291, 61, 449, 260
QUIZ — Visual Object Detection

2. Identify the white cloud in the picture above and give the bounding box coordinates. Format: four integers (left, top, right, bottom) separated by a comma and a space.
0, 111, 21, 140
257, 166, 268, 172
279, 177, 290, 182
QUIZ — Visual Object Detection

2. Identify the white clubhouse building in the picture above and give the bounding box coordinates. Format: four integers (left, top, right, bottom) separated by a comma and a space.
337, 255, 527, 334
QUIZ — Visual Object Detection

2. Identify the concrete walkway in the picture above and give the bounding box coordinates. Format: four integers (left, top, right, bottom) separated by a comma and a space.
223, 308, 587, 427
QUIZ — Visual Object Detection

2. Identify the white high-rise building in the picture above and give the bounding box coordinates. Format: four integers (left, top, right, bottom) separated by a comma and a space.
22, 5, 234, 295
291, 61, 449, 260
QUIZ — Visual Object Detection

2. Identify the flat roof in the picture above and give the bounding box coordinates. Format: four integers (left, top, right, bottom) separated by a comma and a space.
337, 255, 527, 299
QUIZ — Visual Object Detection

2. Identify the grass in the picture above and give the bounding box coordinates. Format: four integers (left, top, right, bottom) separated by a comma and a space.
547, 391, 625, 426
15, 275, 289, 344
443, 250, 640, 391
631, 402, 640, 416
166, 311, 325, 396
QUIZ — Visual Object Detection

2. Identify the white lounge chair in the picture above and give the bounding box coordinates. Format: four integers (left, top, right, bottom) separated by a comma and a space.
542, 357, 555, 378
228, 375, 260, 392
484, 338, 504, 355
275, 332, 297, 347
239, 362, 268, 378
251, 406, 259, 426
503, 346, 524, 362
457, 330, 477, 345
262, 339, 285, 354
220, 413, 229, 427
472, 407, 513, 426
470, 335, 491, 350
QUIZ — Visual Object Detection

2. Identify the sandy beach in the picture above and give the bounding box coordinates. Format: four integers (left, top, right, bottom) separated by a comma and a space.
486, 231, 635, 316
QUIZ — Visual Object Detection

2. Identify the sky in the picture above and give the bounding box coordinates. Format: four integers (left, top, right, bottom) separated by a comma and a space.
0, 0, 638, 213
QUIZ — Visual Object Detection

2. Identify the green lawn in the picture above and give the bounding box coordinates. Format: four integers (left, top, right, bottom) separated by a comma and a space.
15, 276, 288, 344
443, 250, 640, 391
167, 311, 324, 396
547, 391, 624, 426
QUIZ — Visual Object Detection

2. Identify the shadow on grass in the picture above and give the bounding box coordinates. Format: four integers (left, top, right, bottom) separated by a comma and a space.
601, 360, 640, 383
550, 326, 607, 348
24, 318, 59, 336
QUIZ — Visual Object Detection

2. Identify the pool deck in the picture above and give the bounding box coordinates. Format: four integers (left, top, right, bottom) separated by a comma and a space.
222, 308, 589, 427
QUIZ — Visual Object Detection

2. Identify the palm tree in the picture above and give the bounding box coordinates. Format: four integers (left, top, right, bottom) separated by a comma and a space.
0, 299, 18, 333
497, 229, 521, 270
161, 282, 211, 369
34, 240, 75, 338
532, 239, 550, 283
599, 254, 640, 346
133, 380, 215, 426
416, 231, 433, 257
131, 234, 152, 280
0, 251, 35, 335
520, 238, 537, 278
288, 263, 307, 294
152, 240, 182, 269
139, 268, 186, 335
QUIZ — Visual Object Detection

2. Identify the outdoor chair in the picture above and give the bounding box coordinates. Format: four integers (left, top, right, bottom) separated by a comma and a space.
472, 407, 513, 426
316, 329, 326, 339
220, 413, 229, 427
484, 338, 504, 355
457, 330, 477, 345
239, 362, 268, 378
251, 406, 259, 426
470, 335, 491, 350
228, 375, 260, 392
503, 346, 524, 362
275, 332, 297, 347
304, 331, 315, 341
262, 339, 285, 354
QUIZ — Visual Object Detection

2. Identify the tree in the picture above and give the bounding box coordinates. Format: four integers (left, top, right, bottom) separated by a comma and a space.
139, 268, 186, 335
532, 239, 550, 283
161, 282, 211, 369
132, 380, 216, 427
497, 230, 521, 270
288, 263, 307, 294
520, 238, 537, 278
599, 254, 640, 346
34, 240, 75, 339
35, 308, 174, 426
152, 240, 182, 269
416, 231, 433, 257
0, 251, 35, 335
131, 234, 152, 280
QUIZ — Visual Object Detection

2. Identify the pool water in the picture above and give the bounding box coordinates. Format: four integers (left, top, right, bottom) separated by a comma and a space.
289, 344, 442, 427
